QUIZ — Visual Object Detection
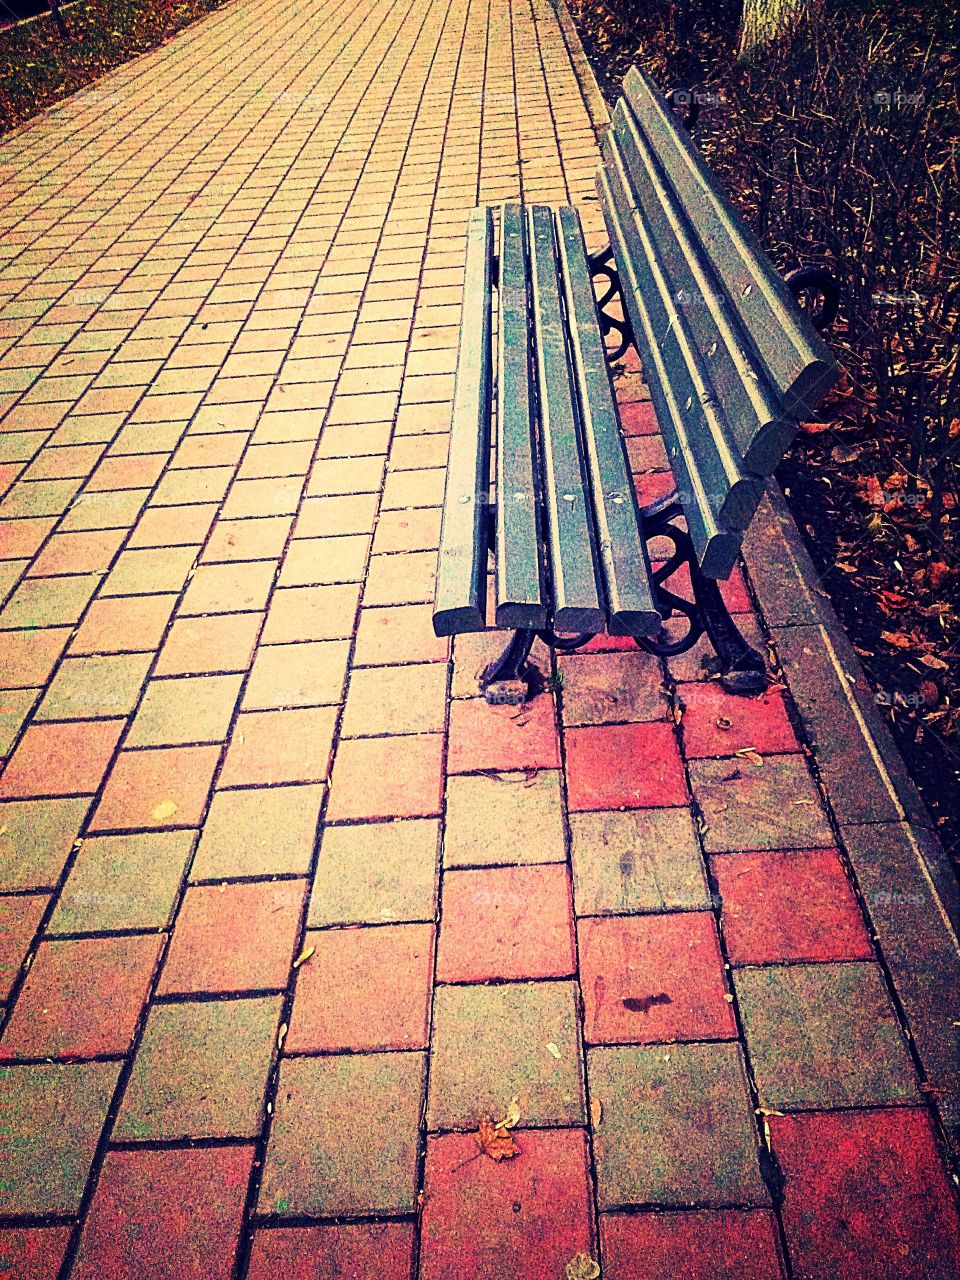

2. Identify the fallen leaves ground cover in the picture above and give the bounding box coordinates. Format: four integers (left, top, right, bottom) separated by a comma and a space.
1, 0, 232, 134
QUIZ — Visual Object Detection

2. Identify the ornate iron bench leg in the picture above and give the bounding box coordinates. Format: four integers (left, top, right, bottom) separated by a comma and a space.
587, 246, 636, 363
480, 630, 537, 705
689, 559, 768, 694
479, 628, 598, 704
636, 495, 768, 695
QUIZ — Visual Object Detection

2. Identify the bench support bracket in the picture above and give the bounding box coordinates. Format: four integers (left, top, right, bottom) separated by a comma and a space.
480, 630, 537, 704
480, 627, 597, 704
588, 246, 636, 364
637, 497, 768, 693
478, 495, 767, 701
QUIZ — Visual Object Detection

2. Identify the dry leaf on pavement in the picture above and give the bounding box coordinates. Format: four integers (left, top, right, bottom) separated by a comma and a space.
475, 1115, 520, 1162
497, 1096, 521, 1130
565, 1253, 601, 1280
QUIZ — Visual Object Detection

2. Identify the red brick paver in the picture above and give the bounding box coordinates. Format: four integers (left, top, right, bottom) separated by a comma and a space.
421, 1129, 594, 1279
601, 1210, 786, 1280
247, 1224, 415, 1280
772, 1108, 960, 1280
71, 1145, 253, 1280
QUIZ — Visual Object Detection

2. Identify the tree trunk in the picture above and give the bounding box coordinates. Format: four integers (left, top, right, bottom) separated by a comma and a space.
737, 0, 822, 61
47, 0, 70, 37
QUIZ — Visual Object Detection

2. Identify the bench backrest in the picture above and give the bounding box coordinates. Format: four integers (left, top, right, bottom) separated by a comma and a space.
599, 65, 839, 576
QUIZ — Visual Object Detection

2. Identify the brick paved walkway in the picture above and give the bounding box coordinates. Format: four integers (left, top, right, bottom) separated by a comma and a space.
1, 0, 960, 1276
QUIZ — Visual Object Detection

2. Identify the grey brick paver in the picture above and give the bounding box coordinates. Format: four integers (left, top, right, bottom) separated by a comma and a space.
734, 962, 919, 1110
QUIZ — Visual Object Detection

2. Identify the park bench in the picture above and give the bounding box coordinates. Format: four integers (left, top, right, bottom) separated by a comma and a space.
433, 65, 840, 699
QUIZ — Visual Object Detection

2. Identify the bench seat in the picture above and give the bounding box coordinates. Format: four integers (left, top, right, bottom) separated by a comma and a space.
433, 202, 660, 641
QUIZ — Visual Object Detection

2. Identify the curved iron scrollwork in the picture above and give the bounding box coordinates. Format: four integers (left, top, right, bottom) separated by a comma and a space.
635, 494, 767, 691
666, 87, 700, 132
479, 627, 596, 691
480, 629, 536, 688
535, 628, 596, 652
587, 246, 636, 363
635, 515, 706, 658
480, 493, 768, 698
784, 266, 840, 332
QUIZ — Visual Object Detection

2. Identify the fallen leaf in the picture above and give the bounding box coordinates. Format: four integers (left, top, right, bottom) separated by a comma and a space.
830, 444, 861, 463
498, 1097, 521, 1130
565, 1253, 601, 1280
277, 1022, 288, 1050
881, 630, 913, 649
919, 653, 949, 670
734, 748, 764, 766
590, 1096, 603, 1127
292, 946, 315, 969
546, 1042, 562, 1060
918, 679, 940, 706
878, 589, 909, 612
476, 1116, 520, 1162
151, 800, 178, 821
926, 560, 952, 589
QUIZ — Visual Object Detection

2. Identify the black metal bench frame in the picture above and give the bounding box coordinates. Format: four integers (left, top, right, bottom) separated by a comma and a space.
480, 247, 838, 697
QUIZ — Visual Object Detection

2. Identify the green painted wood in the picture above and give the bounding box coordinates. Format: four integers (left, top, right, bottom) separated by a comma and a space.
433, 206, 493, 637
555, 206, 660, 635
601, 144, 760, 552
527, 206, 606, 635
495, 202, 548, 629
602, 131, 763, 537
610, 97, 792, 477
598, 162, 740, 579
623, 65, 839, 422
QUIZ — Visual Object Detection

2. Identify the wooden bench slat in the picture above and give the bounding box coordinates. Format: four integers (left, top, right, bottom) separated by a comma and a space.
527, 206, 606, 635
600, 155, 747, 577
495, 203, 549, 630
555, 206, 660, 635
623, 65, 839, 422
611, 98, 792, 477
434, 206, 494, 637
602, 134, 763, 537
